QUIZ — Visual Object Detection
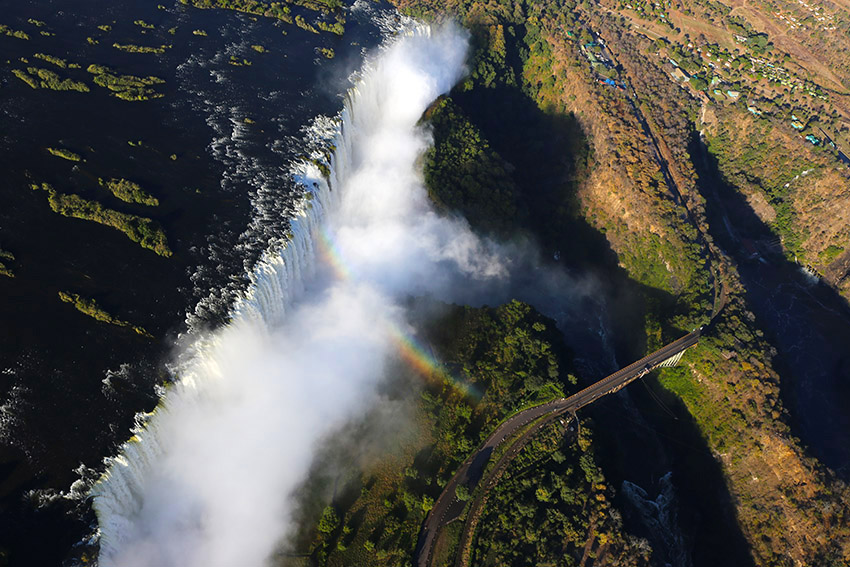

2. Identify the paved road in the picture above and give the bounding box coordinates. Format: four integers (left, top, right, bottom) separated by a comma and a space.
414, 329, 702, 567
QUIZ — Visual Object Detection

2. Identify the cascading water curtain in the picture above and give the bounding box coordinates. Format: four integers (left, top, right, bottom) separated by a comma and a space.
90, 24, 493, 567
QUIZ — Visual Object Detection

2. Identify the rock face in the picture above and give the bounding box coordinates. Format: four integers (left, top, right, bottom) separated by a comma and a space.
622, 473, 690, 567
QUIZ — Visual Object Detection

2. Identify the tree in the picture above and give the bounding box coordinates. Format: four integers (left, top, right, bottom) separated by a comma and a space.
690, 76, 709, 91
317, 505, 339, 534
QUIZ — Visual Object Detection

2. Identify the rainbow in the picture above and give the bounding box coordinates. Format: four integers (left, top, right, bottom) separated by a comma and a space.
316, 223, 481, 399
317, 226, 352, 281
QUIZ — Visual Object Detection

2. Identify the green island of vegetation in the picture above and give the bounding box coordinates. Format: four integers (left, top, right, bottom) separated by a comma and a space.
112, 43, 171, 54
33, 53, 80, 69
0, 248, 14, 278
30, 182, 171, 257
295, 14, 318, 33
99, 177, 159, 206
58, 291, 152, 337
315, 19, 343, 35
133, 19, 154, 29
87, 64, 165, 101
0, 24, 29, 40
192, 29, 207, 36
12, 67, 90, 92
180, 0, 296, 23
316, 46, 334, 59
250, 44, 266, 53
228, 56, 252, 67
47, 147, 83, 162
178, 0, 345, 34
112, 43, 171, 55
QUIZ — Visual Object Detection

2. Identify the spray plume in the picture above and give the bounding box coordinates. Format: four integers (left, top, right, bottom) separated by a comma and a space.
89, 24, 506, 567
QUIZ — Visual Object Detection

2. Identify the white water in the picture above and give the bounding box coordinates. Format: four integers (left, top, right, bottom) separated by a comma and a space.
90, 24, 499, 567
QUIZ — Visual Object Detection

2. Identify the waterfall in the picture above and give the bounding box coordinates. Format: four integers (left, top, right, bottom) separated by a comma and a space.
91, 130, 336, 562
90, 24, 472, 567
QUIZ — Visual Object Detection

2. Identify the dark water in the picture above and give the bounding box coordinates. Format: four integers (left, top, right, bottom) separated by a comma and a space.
0, 1, 388, 564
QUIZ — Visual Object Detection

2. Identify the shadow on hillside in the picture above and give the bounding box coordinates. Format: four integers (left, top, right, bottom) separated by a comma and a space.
691, 133, 850, 479
448, 80, 755, 567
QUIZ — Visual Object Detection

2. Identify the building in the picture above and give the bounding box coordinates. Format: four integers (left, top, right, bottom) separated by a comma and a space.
671, 67, 689, 82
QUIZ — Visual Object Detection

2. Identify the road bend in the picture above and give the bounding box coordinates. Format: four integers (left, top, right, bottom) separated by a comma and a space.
414, 329, 702, 567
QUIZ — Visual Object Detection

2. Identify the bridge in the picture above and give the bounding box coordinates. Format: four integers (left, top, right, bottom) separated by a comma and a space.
414, 328, 703, 567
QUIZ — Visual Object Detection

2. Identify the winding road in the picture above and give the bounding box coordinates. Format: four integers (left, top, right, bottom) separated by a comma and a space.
414, 328, 702, 567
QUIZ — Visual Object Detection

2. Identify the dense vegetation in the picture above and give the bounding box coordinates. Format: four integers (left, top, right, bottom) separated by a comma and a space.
0, 23, 29, 40
422, 96, 522, 235
179, 0, 345, 34
46, 147, 83, 162
87, 64, 165, 101
12, 67, 89, 92
58, 291, 152, 337
112, 42, 171, 54
469, 424, 651, 567
99, 178, 159, 206
180, 0, 296, 21
33, 53, 79, 69
30, 182, 171, 257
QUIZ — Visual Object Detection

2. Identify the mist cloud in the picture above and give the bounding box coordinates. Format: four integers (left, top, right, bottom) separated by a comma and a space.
91, 24, 513, 567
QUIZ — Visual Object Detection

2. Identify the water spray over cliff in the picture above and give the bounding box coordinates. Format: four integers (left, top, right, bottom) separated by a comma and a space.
90, 24, 505, 567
